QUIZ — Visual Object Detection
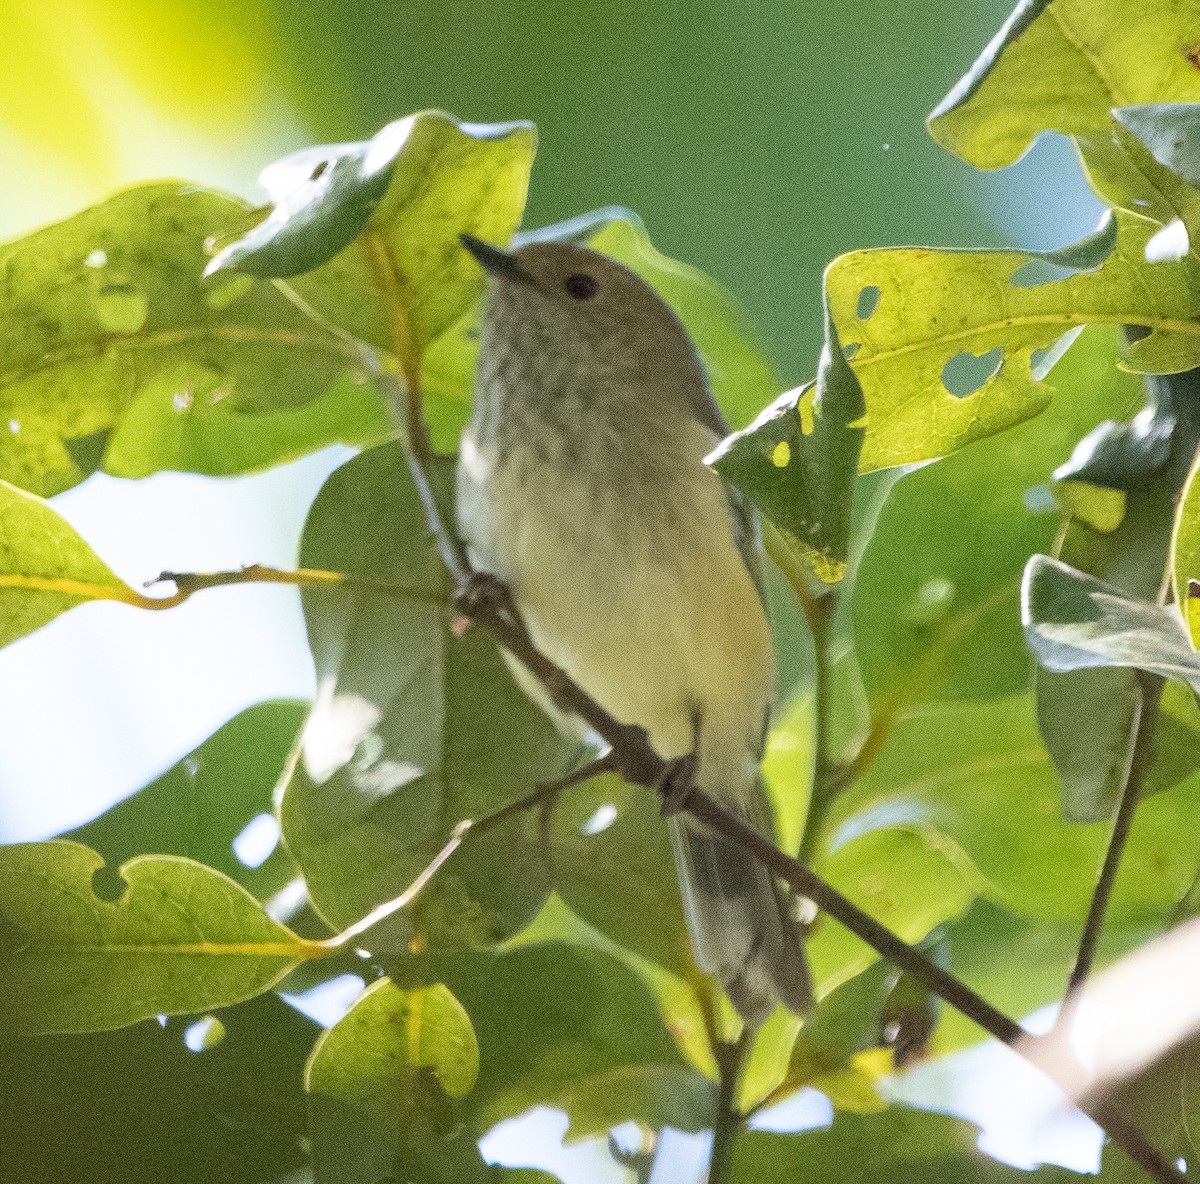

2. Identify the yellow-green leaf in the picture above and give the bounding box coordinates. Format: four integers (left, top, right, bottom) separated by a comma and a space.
0, 841, 319, 1035
928, 0, 1200, 170
824, 212, 1200, 471
0, 183, 364, 496
0, 479, 141, 646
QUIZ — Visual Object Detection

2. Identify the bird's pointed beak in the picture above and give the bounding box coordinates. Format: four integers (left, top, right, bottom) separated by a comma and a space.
459, 233, 534, 285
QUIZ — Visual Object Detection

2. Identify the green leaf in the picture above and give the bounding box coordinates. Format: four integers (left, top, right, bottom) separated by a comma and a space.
828, 695, 1200, 924
821, 210, 1200, 471
280, 442, 575, 948
853, 324, 1139, 704
1172, 446, 1200, 646
432, 942, 715, 1137
0, 992, 316, 1184
64, 700, 307, 901
307, 979, 484, 1184
711, 301, 865, 583
102, 364, 390, 480
0, 183, 366, 496
1022, 554, 1200, 688
548, 772, 691, 979
0, 479, 144, 647
209, 113, 537, 362
927, 0, 1200, 170
0, 841, 319, 1035
731, 1106, 1086, 1182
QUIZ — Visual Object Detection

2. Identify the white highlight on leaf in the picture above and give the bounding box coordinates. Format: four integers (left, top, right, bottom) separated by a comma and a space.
231, 811, 280, 869
581, 803, 618, 835
1145, 217, 1190, 264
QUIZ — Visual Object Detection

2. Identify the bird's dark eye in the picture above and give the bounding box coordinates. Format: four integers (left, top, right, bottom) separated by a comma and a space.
564, 273, 598, 300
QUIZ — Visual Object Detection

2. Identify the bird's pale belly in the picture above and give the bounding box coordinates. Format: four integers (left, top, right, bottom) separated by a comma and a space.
457, 433, 775, 771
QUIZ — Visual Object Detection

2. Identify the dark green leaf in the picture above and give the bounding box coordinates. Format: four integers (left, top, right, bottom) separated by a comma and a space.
732, 1106, 1086, 1182
430, 942, 715, 1138
64, 700, 307, 901
0, 183, 365, 496
0, 993, 315, 1184
927, 0, 1200, 170
0, 479, 144, 647
280, 442, 575, 948
711, 302, 865, 583
829, 695, 1200, 924
548, 771, 691, 978
0, 841, 319, 1034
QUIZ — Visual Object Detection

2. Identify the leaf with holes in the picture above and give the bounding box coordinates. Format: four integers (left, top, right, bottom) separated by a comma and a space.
279, 441, 575, 950
927, 0, 1200, 171
0, 183, 368, 496
307, 979, 486, 1184
853, 324, 1138, 703
208, 113, 537, 370
0, 479, 146, 648
821, 211, 1200, 471
0, 841, 320, 1035
711, 302, 865, 582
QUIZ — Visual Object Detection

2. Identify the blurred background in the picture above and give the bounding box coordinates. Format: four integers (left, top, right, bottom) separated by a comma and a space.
0, 0, 1107, 1178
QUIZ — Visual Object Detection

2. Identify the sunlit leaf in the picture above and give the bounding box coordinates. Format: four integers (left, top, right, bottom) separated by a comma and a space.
208, 113, 537, 374
0, 479, 142, 647
307, 979, 484, 1184
928, 0, 1200, 170
821, 211, 1200, 472
280, 442, 575, 949
0, 183, 366, 496
853, 325, 1138, 704
0, 841, 319, 1034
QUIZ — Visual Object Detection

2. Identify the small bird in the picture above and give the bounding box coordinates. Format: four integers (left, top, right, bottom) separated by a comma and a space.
456, 233, 812, 1026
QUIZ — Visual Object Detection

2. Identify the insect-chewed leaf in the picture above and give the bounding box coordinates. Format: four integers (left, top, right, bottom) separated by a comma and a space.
853, 325, 1139, 704
711, 304, 864, 583
927, 0, 1200, 171
208, 113, 537, 363
0, 841, 318, 1035
0, 479, 140, 647
731, 1106, 1086, 1182
0, 183, 368, 496
821, 211, 1200, 472
279, 442, 574, 951
306, 979, 485, 1184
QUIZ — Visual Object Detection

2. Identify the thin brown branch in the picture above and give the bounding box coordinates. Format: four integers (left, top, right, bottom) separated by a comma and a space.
1057, 671, 1165, 1034
390, 412, 1182, 1183
320, 775, 568, 953
149, 564, 450, 607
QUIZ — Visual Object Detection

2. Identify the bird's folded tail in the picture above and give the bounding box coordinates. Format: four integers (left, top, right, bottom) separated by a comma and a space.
670, 813, 814, 1028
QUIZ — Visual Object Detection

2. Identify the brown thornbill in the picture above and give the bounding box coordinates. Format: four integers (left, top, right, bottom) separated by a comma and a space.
456, 232, 812, 1027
